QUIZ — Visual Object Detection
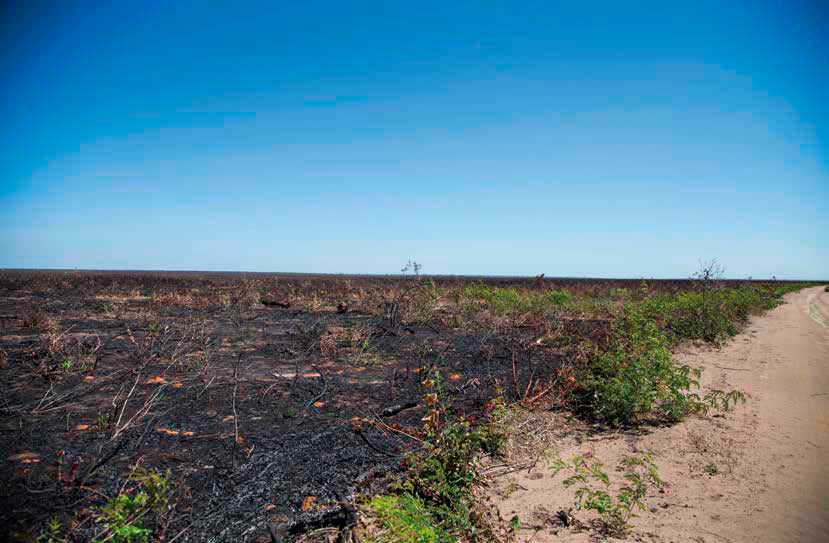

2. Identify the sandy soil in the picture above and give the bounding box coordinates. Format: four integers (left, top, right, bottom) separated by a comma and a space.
494, 286, 829, 543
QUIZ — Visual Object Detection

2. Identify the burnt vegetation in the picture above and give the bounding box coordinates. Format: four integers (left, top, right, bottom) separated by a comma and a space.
0, 269, 817, 542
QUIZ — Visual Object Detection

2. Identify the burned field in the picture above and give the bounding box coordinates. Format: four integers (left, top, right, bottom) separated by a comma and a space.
0, 271, 805, 542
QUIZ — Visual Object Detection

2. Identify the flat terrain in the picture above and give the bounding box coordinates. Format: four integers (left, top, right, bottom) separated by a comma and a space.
0, 271, 592, 541
494, 286, 829, 542
1, 271, 822, 542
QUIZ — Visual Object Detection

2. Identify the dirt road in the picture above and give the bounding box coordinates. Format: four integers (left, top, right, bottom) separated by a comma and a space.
495, 286, 829, 543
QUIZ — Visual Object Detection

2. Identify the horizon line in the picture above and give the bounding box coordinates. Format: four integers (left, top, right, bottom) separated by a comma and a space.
1, 268, 825, 283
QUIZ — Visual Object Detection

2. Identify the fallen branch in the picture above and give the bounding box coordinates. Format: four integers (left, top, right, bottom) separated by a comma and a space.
380, 400, 419, 418
76, 437, 129, 489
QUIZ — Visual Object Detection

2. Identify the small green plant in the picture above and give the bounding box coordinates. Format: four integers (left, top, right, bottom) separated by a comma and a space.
61, 357, 74, 371
550, 453, 663, 537
704, 463, 719, 476
37, 517, 66, 543
688, 389, 748, 415
97, 494, 152, 542
97, 411, 112, 433
94, 467, 170, 543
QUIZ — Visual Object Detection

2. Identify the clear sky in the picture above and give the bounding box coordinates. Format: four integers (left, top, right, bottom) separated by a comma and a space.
1, 1, 827, 279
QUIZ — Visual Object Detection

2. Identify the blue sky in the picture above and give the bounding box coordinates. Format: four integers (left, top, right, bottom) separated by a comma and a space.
1, 1, 827, 278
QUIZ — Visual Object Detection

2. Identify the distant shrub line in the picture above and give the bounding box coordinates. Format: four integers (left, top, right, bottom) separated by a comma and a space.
461, 284, 571, 316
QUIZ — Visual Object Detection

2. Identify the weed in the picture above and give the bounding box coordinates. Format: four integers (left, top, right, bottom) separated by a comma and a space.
97, 412, 112, 433
688, 389, 748, 415
704, 463, 719, 476
550, 453, 663, 537
60, 357, 73, 371
37, 517, 65, 543
94, 467, 170, 543
97, 494, 152, 542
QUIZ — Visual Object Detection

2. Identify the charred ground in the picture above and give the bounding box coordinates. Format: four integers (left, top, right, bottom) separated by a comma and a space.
0, 271, 811, 542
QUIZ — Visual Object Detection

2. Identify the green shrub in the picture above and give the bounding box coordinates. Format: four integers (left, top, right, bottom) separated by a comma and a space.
364, 371, 506, 542
571, 299, 753, 426
404, 417, 502, 507
572, 308, 699, 425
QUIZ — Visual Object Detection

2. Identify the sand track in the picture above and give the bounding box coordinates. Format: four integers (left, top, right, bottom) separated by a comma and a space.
495, 286, 829, 543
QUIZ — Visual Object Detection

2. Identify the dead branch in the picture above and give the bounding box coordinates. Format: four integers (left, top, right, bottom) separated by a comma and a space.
380, 400, 419, 418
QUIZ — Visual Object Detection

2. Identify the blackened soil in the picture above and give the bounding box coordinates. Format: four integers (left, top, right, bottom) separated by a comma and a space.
0, 271, 582, 542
